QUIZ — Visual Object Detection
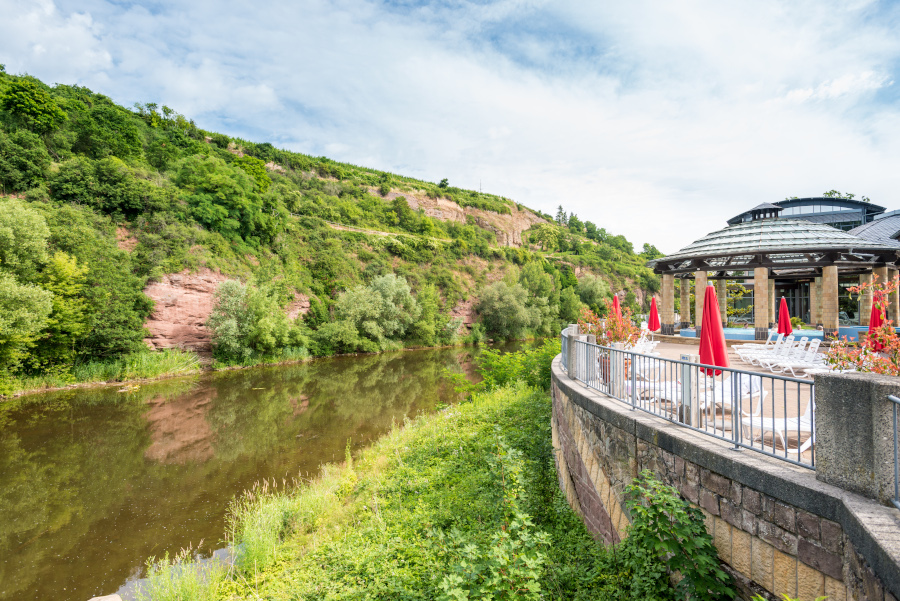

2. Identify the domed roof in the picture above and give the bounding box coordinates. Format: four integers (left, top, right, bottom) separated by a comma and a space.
648, 218, 900, 275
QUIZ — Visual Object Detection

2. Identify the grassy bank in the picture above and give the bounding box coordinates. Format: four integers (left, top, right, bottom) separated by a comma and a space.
138, 379, 690, 600
2, 348, 201, 396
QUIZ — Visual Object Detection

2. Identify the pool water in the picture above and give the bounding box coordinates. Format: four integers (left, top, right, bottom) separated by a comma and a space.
679, 326, 900, 341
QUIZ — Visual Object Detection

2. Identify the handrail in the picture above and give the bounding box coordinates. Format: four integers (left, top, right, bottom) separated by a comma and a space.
566, 337, 816, 469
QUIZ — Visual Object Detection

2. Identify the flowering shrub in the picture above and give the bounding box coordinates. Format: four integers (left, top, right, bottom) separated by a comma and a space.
577, 299, 640, 347
825, 274, 900, 375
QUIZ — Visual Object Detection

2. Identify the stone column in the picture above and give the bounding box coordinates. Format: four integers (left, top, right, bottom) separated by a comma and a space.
813, 276, 823, 327
715, 280, 727, 326
679, 278, 691, 329
753, 267, 769, 340
821, 265, 839, 337
694, 271, 707, 338
660, 274, 675, 335
859, 273, 873, 326
815, 372, 900, 505
891, 269, 900, 324
767, 279, 776, 328
874, 266, 889, 325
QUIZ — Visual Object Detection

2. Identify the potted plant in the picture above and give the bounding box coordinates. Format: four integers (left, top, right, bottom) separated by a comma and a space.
578, 299, 641, 381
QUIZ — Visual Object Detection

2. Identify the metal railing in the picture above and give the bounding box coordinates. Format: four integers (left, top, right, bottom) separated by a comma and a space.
561, 328, 569, 372
569, 338, 816, 468
890, 395, 900, 510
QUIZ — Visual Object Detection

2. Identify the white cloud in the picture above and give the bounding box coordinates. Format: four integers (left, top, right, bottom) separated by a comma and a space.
2, 0, 900, 254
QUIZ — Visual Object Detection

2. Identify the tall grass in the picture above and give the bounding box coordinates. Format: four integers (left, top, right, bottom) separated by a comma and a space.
3, 349, 201, 396
135, 548, 226, 601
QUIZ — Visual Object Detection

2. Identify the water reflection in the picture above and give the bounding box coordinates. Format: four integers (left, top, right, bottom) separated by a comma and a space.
0, 346, 486, 601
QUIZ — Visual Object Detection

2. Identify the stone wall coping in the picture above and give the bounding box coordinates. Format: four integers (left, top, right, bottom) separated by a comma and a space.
552, 355, 900, 598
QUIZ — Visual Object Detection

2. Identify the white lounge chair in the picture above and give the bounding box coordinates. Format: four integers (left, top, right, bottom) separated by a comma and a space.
741, 399, 815, 456
758, 337, 809, 370
769, 339, 824, 377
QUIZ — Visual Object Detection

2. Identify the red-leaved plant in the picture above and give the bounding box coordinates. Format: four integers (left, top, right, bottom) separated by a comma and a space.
825, 274, 900, 376
577, 299, 640, 347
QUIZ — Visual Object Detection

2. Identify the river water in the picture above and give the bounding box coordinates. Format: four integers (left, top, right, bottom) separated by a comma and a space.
0, 345, 507, 601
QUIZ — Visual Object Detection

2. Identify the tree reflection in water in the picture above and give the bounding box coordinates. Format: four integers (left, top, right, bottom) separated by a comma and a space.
0, 346, 484, 601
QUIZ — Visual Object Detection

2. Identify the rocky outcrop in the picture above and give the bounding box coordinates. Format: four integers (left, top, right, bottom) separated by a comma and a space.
370, 188, 545, 247
143, 268, 230, 352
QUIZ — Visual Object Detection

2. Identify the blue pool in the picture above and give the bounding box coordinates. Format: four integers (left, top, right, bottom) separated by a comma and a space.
677, 327, 898, 342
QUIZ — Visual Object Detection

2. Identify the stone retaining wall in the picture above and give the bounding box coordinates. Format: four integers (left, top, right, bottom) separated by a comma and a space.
551, 356, 900, 601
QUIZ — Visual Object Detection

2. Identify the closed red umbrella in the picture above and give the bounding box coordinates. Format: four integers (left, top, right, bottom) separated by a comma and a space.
699, 284, 729, 376
868, 293, 885, 351
612, 294, 622, 319
648, 296, 660, 332
777, 297, 792, 336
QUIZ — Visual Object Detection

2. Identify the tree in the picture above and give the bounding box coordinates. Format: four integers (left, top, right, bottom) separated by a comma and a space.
0, 198, 50, 280
333, 274, 421, 349
528, 223, 559, 251
438, 178, 449, 189
476, 281, 537, 340
31, 252, 90, 365
555, 205, 568, 226
0, 129, 51, 193
0, 78, 67, 134
567, 214, 583, 233
559, 286, 583, 323
234, 155, 271, 193
0, 272, 53, 370
641, 243, 664, 260
412, 284, 441, 346
576, 274, 611, 313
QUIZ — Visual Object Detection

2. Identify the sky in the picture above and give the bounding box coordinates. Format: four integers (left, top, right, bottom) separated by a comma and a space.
2, 0, 900, 253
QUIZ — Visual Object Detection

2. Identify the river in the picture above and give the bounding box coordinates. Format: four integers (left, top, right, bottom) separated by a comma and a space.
0, 344, 518, 601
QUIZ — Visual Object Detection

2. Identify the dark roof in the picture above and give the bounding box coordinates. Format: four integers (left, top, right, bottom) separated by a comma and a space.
650, 218, 897, 265
848, 214, 900, 248
750, 203, 783, 210
773, 197, 886, 214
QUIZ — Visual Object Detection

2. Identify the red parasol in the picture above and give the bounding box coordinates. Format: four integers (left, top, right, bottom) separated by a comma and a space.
777, 296, 792, 336
648, 297, 660, 332
612, 294, 622, 319
868, 293, 885, 351
699, 284, 729, 375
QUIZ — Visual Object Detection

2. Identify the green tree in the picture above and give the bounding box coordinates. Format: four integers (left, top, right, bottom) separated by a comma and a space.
412, 284, 441, 346
31, 252, 90, 365
72, 103, 143, 159
558, 286, 583, 323
0, 78, 67, 134
0, 273, 53, 370
0, 129, 51, 192
0, 198, 50, 280
641, 243, 664, 260
234, 155, 271, 193
576, 274, 611, 313
333, 274, 421, 349
476, 281, 537, 340
567, 214, 583, 233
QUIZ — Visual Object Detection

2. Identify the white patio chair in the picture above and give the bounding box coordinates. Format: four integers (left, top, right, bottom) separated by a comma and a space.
769, 339, 824, 377
758, 337, 809, 370
741, 399, 815, 456
735, 334, 787, 363
732, 331, 779, 352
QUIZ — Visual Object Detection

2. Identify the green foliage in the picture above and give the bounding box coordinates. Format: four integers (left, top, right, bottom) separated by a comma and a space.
475, 339, 561, 391
476, 281, 537, 340
0, 78, 67, 134
72, 103, 144, 159
577, 273, 612, 313
622, 471, 734, 600
30, 252, 90, 366
790, 316, 803, 329
0, 198, 50, 279
136, 548, 226, 601
233, 155, 271, 193
0, 129, 51, 192
559, 286, 583, 323
207, 280, 306, 362
0, 272, 53, 371
329, 274, 421, 352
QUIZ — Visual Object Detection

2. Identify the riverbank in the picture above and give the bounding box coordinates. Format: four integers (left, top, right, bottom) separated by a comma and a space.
135, 381, 675, 600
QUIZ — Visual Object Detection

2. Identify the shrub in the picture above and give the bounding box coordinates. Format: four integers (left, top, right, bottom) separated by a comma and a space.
0, 129, 51, 192
332, 274, 420, 350
576, 274, 612, 312
476, 281, 538, 340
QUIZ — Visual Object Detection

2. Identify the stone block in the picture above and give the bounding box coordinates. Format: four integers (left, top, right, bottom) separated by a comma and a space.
729, 481, 742, 505
743, 487, 762, 515
714, 517, 732, 564
751, 537, 775, 592
774, 549, 798, 599
701, 508, 715, 537
758, 519, 798, 555
699, 488, 720, 516
701, 468, 732, 497
741, 508, 758, 536
797, 509, 820, 542
773, 501, 796, 534
685, 461, 699, 484
825, 576, 848, 601
732, 527, 752, 578
720, 498, 741, 529
673, 455, 685, 478
797, 560, 825, 601
820, 519, 843, 555
863, 566, 883, 601
798, 538, 843, 581
681, 480, 699, 504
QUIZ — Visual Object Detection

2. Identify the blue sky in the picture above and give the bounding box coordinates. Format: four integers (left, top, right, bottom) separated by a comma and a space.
2, 0, 900, 251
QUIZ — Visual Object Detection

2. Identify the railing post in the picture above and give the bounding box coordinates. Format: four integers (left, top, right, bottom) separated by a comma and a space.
611, 343, 625, 400
566, 325, 579, 376
680, 353, 702, 427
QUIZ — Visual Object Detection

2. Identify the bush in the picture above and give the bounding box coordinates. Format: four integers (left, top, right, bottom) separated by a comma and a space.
476, 281, 537, 340
331, 274, 420, 350
0, 129, 51, 192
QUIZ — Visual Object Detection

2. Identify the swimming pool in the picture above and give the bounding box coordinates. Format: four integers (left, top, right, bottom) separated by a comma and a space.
678, 326, 900, 341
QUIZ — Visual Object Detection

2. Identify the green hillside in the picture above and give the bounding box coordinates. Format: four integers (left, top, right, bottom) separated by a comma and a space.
0, 67, 658, 393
